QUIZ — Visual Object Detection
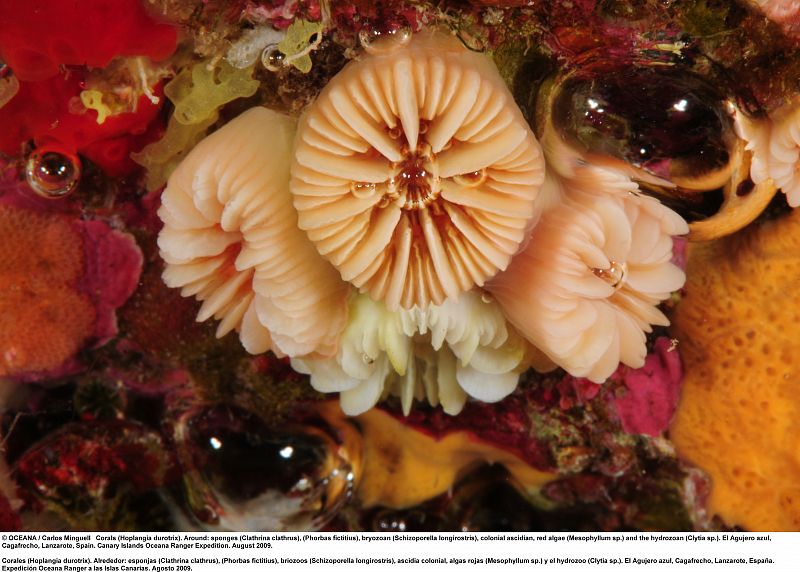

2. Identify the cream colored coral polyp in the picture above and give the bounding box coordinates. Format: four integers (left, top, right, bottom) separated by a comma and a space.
487, 168, 688, 383
767, 106, 800, 206
157, 107, 349, 358
734, 100, 800, 208
291, 32, 545, 310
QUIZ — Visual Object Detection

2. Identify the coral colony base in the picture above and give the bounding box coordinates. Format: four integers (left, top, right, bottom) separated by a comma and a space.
0, 0, 798, 532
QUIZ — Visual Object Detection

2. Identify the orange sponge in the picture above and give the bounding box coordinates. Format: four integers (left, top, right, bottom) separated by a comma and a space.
670, 209, 800, 531
0, 205, 95, 376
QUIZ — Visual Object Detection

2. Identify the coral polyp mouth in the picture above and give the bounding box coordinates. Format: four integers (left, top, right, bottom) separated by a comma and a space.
291, 32, 545, 311
385, 141, 441, 211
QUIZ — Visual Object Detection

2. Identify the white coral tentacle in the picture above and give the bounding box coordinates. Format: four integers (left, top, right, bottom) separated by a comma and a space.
293, 291, 528, 416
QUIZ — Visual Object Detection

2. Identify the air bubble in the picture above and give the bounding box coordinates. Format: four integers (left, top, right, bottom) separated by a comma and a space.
453, 169, 487, 187
387, 125, 403, 140
350, 181, 377, 199
550, 68, 734, 183
25, 147, 82, 199
178, 405, 356, 531
262, 44, 285, 72
359, 25, 412, 55
592, 260, 627, 289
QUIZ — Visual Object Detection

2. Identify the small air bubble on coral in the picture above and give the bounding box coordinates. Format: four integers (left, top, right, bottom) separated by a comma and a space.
453, 169, 487, 188
592, 260, 627, 290
358, 25, 412, 55
350, 181, 377, 199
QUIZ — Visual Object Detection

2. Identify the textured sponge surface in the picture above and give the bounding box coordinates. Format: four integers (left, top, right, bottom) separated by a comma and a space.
671, 210, 800, 531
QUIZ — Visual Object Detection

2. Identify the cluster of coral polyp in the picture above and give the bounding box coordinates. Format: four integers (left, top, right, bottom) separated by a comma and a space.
159, 30, 687, 417
2, 0, 800, 533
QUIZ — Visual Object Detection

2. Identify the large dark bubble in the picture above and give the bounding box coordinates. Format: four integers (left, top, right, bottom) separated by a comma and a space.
550, 67, 735, 182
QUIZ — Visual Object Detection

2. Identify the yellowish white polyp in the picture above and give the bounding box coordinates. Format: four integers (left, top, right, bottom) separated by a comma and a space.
293, 291, 529, 416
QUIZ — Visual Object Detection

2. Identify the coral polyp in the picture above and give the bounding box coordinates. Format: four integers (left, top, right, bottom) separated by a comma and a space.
735, 99, 800, 207
291, 32, 545, 310
158, 107, 350, 359
488, 166, 688, 382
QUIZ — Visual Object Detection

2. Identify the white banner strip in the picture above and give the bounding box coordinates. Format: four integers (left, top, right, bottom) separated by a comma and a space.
1, 532, 797, 571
